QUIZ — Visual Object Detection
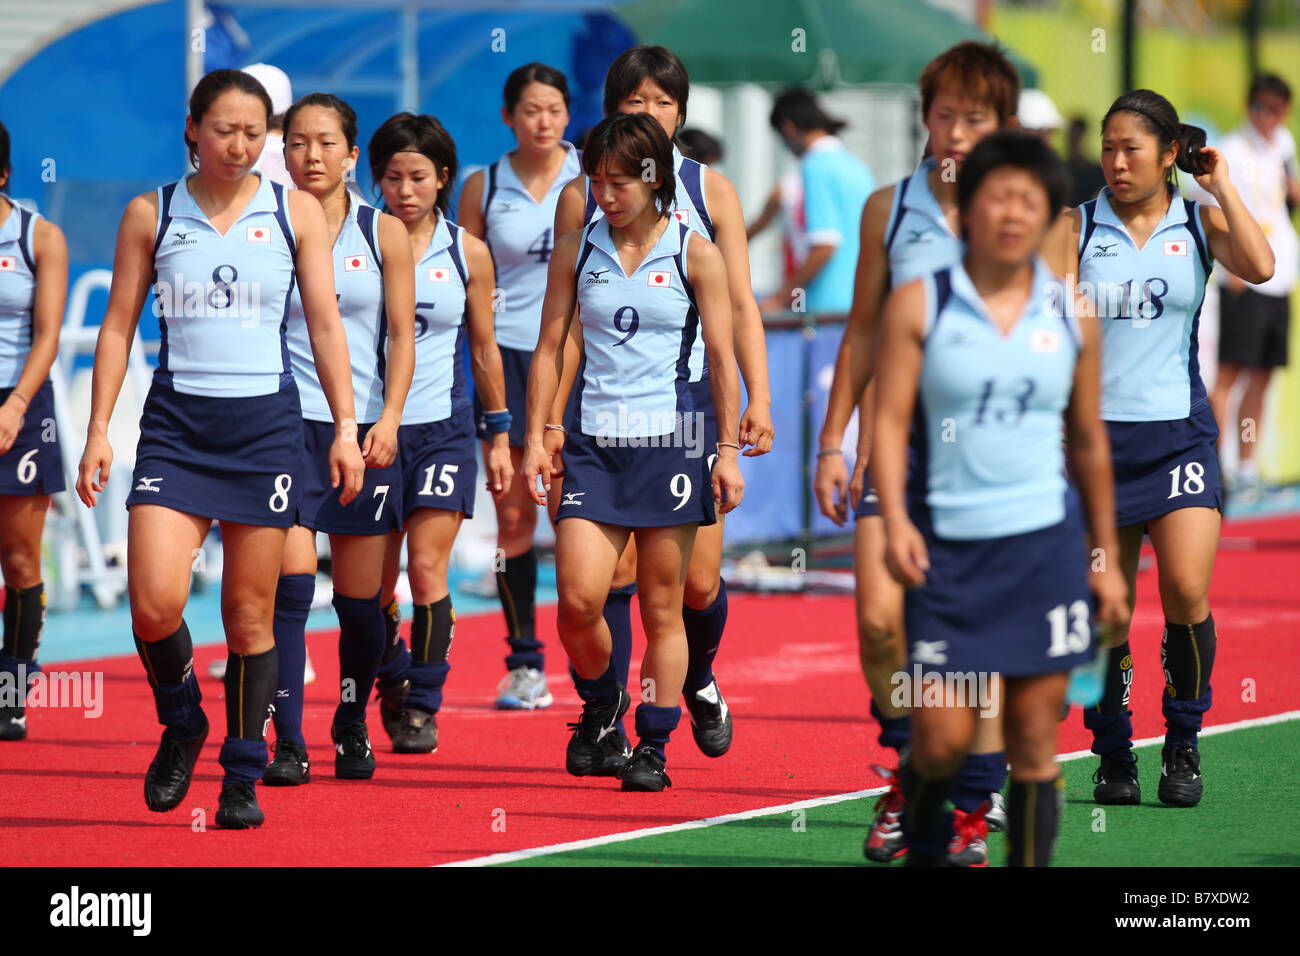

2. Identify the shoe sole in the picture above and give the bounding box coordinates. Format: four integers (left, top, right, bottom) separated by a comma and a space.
620, 774, 669, 792
215, 809, 265, 829
1094, 785, 1141, 805
1157, 783, 1202, 807
262, 767, 310, 787
144, 723, 209, 812
0, 725, 27, 741
495, 692, 554, 711
393, 740, 437, 754
335, 761, 376, 780
863, 844, 907, 863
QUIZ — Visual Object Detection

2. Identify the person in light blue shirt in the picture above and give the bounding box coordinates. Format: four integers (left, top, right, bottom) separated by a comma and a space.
0, 120, 69, 743
1053, 89, 1274, 813
873, 132, 1128, 866
762, 87, 874, 315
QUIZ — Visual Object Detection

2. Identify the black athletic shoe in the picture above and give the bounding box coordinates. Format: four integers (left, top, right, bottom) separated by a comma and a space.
565, 684, 631, 776
593, 730, 632, 777
215, 782, 264, 829
1093, 751, 1141, 805
376, 679, 410, 743
619, 744, 672, 792
144, 715, 209, 812
1158, 743, 1203, 807
263, 738, 310, 787
686, 679, 732, 758
0, 706, 27, 741
332, 721, 376, 779
391, 708, 438, 754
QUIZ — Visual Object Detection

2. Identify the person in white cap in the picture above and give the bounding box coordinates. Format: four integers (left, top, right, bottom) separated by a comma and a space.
242, 63, 295, 187
1017, 88, 1065, 143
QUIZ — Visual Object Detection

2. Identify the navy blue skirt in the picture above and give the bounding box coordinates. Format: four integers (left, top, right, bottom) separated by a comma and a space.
1106, 402, 1222, 529
127, 376, 304, 527
398, 404, 477, 519
0, 380, 64, 496
474, 345, 530, 448
298, 419, 402, 535
556, 423, 716, 529
904, 497, 1094, 678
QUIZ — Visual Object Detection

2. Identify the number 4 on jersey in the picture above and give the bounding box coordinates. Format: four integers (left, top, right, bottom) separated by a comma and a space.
527, 228, 553, 264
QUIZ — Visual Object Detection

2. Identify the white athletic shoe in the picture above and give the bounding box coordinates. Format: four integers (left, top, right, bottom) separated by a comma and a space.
495, 667, 553, 710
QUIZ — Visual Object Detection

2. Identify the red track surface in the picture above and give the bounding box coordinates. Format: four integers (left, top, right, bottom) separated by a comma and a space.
2, 516, 1296, 866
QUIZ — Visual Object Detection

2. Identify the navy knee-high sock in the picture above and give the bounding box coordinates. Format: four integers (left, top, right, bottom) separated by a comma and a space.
899, 757, 956, 863
869, 699, 911, 754
952, 750, 1008, 813
333, 590, 387, 726
1084, 640, 1135, 757
683, 579, 727, 697
499, 549, 544, 671
218, 647, 277, 787
634, 703, 681, 760
1161, 616, 1217, 747
602, 583, 635, 735
271, 573, 313, 746
135, 623, 205, 739
406, 596, 454, 714
376, 597, 411, 689
1006, 776, 1064, 867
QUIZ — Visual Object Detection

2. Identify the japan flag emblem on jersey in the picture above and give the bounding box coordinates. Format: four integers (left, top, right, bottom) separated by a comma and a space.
344, 255, 368, 272
673, 209, 690, 226
1029, 328, 1061, 353
648, 270, 672, 288
1164, 240, 1188, 257
0, 256, 15, 272
246, 225, 271, 243
428, 267, 450, 282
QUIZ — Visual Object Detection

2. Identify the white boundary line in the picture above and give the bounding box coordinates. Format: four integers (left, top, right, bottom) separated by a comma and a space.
441, 709, 1300, 867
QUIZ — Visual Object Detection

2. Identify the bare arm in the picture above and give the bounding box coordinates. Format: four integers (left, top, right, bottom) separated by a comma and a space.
1196, 146, 1274, 284
689, 234, 743, 513
745, 185, 782, 240
464, 232, 512, 497
76, 192, 157, 506
458, 169, 487, 242
362, 211, 416, 467
705, 169, 773, 454
547, 179, 590, 426
523, 230, 581, 504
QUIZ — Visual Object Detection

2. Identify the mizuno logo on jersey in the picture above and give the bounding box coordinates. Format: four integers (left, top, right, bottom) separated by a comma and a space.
169, 231, 197, 247
673, 209, 690, 226
0, 257, 14, 272
585, 269, 610, 284
494, 201, 517, 213
905, 229, 932, 244
428, 267, 450, 282
912, 640, 948, 665
344, 255, 368, 272
246, 226, 271, 243
134, 477, 163, 493
648, 270, 672, 288
562, 491, 586, 505
1091, 242, 1119, 258
1164, 240, 1188, 257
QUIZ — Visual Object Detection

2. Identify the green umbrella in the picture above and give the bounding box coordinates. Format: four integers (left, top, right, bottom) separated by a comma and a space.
614, 0, 1037, 88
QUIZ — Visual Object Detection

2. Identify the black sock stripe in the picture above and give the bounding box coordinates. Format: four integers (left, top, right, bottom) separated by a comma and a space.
496, 571, 521, 638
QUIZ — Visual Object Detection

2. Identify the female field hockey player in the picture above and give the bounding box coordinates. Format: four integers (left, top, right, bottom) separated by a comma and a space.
1051, 91, 1272, 808
76, 69, 365, 829
0, 120, 69, 741
874, 132, 1129, 866
457, 63, 581, 711
549, 45, 773, 774
368, 112, 513, 754
261, 93, 415, 787
524, 111, 744, 792
813, 42, 1021, 863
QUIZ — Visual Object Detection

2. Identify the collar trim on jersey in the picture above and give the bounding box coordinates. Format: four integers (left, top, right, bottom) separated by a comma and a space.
588, 215, 683, 276
169, 171, 279, 229
949, 254, 1056, 330
1093, 185, 1189, 240
418, 213, 453, 263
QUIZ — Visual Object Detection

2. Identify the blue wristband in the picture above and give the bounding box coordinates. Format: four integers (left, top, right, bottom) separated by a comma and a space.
483, 410, 512, 434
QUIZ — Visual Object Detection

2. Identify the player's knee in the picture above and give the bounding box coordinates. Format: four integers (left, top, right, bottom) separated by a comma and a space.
683, 569, 719, 609
556, 589, 603, 633
859, 610, 904, 668
130, 600, 186, 642
1160, 576, 1209, 622
497, 501, 537, 545
0, 541, 42, 587
405, 551, 445, 597
909, 736, 966, 777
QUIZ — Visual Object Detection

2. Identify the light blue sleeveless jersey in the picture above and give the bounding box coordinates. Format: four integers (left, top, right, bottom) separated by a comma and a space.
405, 214, 469, 425
0, 202, 39, 389
585, 145, 713, 381
482, 143, 581, 351
916, 258, 1081, 540
1077, 187, 1212, 422
885, 157, 963, 288
151, 173, 297, 397
572, 218, 699, 437
285, 199, 386, 423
